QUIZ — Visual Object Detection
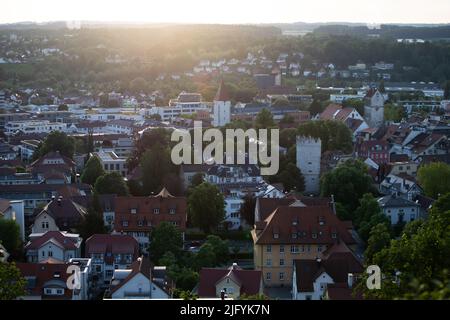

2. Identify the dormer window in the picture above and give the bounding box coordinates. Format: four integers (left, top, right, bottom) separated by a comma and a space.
312, 233, 317, 239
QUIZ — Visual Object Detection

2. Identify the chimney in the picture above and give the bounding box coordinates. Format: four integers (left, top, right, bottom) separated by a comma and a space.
347, 273, 354, 288
232, 262, 238, 269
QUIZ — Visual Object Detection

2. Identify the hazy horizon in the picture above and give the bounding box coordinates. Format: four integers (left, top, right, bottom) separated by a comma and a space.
1, 0, 450, 25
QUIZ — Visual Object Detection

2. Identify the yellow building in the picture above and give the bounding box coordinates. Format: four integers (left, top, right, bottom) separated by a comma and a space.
252, 205, 356, 287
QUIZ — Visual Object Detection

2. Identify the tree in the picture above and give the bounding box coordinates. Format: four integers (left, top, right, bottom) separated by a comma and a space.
140, 145, 175, 195
353, 193, 391, 242
94, 172, 129, 196
81, 155, 105, 185
204, 235, 229, 265
33, 131, 75, 160
240, 194, 256, 226
149, 222, 183, 264
76, 206, 107, 248
255, 108, 275, 129
193, 243, 217, 270
0, 219, 21, 253
309, 99, 324, 116
272, 97, 290, 108
321, 160, 376, 212
362, 193, 450, 299
364, 223, 392, 263
188, 182, 225, 233
190, 173, 205, 188
384, 104, 405, 122
0, 262, 26, 300
277, 163, 305, 193
297, 120, 353, 153
417, 162, 450, 198
57, 104, 68, 111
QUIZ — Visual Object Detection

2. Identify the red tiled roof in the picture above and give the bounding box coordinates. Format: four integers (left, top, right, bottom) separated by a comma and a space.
85, 234, 139, 257
327, 283, 363, 300
25, 231, 80, 250
16, 262, 72, 299
198, 265, 262, 297
36, 199, 87, 231
319, 104, 342, 120
110, 258, 148, 294
114, 188, 187, 232
294, 242, 363, 293
254, 206, 355, 245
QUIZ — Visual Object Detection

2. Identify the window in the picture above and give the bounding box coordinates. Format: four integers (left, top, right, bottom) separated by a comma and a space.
279, 245, 285, 253
130, 208, 137, 214
273, 233, 279, 239
266, 272, 271, 281
331, 232, 337, 239
138, 220, 143, 226
122, 220, 128, 227
266, 259, 272, 266
280, 259, 285, 266
318, 245, 323, 252
279, 272, 285, 281
290, 245, 299, 253
312, 232, 317, 239
169, 208, 176, 214
153, 208, 160, 214
291, 233, 297, 239
56, 289, 63, 295
266, 245, 272, 253
45, 288, 52, 295
48, 251, 53, 257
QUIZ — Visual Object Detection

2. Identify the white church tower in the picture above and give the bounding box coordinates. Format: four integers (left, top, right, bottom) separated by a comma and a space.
296, 136, 322, 195
364, 88, 385, 128
212, 79, 231, 127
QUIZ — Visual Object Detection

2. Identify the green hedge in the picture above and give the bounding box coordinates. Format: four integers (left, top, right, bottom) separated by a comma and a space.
185, 230, 252, 241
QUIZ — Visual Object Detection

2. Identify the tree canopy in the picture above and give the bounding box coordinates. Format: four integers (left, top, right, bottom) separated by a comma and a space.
188, 182, 225, 233
0, 262, 26, 300
33, 131, 75, 160
417, 162, 450, 199
94, 172, 129, 196
321, 160, 376, 212
149, 221, 183, 264
81, 155, 105, 185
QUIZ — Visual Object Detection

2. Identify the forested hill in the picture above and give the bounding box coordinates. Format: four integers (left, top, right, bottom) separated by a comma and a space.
314, 24, 450, 39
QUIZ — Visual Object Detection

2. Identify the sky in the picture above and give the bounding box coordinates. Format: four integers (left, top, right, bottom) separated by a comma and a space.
1, 0, 450, 25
